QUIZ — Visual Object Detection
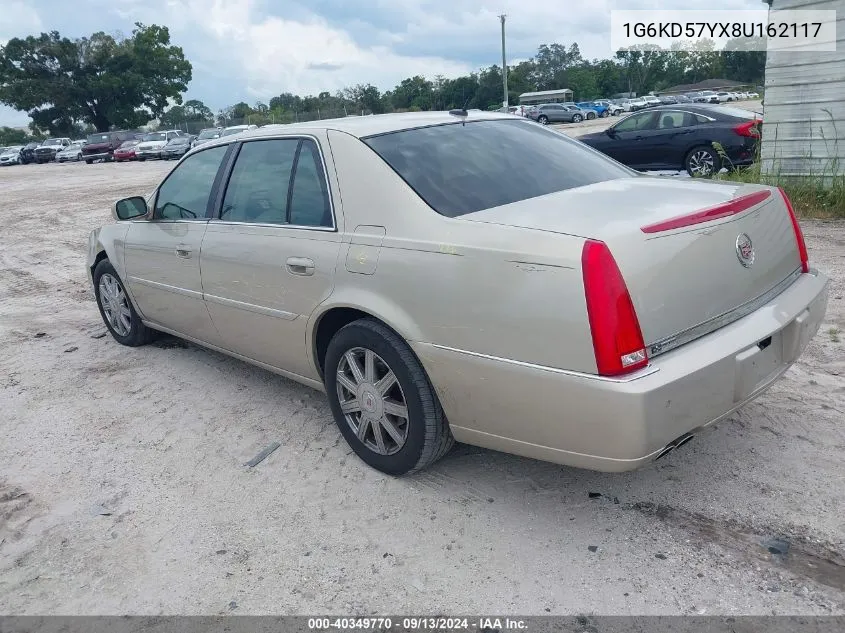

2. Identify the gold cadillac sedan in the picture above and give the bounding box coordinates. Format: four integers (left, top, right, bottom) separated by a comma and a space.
87, 111, 829, 475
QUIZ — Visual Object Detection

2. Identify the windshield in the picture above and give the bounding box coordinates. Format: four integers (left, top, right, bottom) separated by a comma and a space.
43, 139, 64, 146
86, 134, 110, 144
143, 132, 167, 142
118, 140, 138, 148
168, 137, 190, 145
363, 119, 633, 218
198, 129, 220, 139
220, 127, 245, 137
2, 146, 22, 153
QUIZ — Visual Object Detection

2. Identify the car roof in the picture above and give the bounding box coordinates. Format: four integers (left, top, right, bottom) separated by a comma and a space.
227, 111, 516, 140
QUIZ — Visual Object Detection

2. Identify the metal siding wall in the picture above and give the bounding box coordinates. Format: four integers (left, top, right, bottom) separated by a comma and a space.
761, 0, 845, 177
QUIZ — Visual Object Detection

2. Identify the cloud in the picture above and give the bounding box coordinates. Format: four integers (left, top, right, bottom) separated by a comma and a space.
0, 0, 43, 45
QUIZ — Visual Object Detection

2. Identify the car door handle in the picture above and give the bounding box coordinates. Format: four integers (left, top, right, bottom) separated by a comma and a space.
286, 257, 315, 276
175, 247, 192, 259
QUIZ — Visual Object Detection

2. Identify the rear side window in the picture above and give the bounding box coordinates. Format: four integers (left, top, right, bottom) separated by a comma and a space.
363, 120, 632, 217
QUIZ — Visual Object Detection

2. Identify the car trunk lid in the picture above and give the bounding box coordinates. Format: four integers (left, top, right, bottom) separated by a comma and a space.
460, 176, 804, 355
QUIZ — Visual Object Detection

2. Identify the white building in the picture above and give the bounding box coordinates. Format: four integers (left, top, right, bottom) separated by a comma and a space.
760, 0, 845, 179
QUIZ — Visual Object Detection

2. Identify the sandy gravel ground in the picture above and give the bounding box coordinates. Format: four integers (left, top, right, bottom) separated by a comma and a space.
0, 156, 843, 616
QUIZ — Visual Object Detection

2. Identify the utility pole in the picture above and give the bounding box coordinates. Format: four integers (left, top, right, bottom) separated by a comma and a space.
499, 14, 508, 109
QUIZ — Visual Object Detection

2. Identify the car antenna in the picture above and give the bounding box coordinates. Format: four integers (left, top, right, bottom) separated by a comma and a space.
449, 98, 471, 124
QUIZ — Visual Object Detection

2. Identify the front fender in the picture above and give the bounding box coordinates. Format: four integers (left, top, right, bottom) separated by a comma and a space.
86, 224, 131, 287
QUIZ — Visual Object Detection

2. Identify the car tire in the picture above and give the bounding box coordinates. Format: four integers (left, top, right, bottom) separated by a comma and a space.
685, 146, 720, 178
93, 259, 154, 347
586, 112, 596, 120
572, 114, 583, 123
85, 160, 93, 165
324, 319, 454, 476
138, 157, 146, 161
537, 115, 549, 125
600, 110, 609, 118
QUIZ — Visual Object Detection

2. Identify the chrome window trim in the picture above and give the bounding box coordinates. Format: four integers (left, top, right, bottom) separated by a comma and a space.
647, 267, 803, 358
421, 343, 659, 383
207, 219, 337, 232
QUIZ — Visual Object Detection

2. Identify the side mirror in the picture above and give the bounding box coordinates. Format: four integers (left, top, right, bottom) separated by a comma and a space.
113, 196, 148, 221
606, 127, 617, 138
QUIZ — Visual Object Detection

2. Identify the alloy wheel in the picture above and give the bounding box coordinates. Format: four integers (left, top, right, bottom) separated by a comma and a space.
688, 150, 715, 177
336, 347, 409, 456
98, 273, 132, 336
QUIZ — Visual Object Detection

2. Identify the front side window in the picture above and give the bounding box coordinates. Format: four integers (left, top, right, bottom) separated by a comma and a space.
363, 119, 632, 218
154, 145, 228, 220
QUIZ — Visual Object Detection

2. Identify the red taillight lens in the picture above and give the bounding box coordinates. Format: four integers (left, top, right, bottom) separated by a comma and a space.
581, 240, 648, 376
734, 119, 761, 138
779, 187, 809, 273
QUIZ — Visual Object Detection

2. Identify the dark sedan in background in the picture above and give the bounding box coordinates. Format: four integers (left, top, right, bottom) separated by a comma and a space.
579, 104, 762, 177
160, 135, 196, 159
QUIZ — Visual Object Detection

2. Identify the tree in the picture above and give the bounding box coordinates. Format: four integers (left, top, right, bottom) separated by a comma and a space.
0, 23, 191, 133
158, 99, 213, 129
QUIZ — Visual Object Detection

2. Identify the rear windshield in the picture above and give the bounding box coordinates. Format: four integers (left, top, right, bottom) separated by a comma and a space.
198, 129, 220, 139
86, 134, 110, 144
143, 132, 166, 142
363, 119, 632, 217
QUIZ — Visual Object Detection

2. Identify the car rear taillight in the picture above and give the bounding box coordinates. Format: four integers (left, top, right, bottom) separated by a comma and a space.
733, 120, 761, 138
581, 240, 648, 376
779, 187, 809, 273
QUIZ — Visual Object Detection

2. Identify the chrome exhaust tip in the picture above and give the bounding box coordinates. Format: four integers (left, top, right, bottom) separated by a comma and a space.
654, 433, 694, 461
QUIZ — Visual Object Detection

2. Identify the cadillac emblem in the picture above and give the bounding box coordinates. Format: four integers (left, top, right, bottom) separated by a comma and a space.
735, 233, 755, 268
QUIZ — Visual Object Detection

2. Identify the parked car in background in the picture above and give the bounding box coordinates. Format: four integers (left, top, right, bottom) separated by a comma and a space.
528, 103, 586, 124
219, 124, 259, 138
34, 138, 71, 163
579, 104, 762, 177
82, 131, 140, 164
570, 104, 599, 120
594, 100, 625, 116
19, 142, 40, 164
88, 111, 827, 475
695, 91, 721, 104
0, 145, 24, 166
113, 140, 141, 162
748, 91, 760, 99
136, 130, 184, 160
658, 95, 678, 105
56, 140, 85, 162
641, 95, 662, 108
627, 97, 648, 111
193, 127, 224, 148
674, 94, 692, 104
161, 135, 196, 160
577, 102, 610, 118
716, 92, 733, 102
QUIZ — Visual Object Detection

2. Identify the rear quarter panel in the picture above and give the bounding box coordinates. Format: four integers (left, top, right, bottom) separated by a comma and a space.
317, 129, 597, 374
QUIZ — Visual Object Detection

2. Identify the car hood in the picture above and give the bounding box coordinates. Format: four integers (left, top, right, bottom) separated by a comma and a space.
137, 141, 167, 150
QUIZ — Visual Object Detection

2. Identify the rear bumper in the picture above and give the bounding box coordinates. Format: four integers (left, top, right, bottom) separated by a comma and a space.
414, 269, 829, 471
136, 150, 161, 159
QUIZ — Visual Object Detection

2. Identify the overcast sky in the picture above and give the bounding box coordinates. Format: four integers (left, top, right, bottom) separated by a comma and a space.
0, 0, 762, 127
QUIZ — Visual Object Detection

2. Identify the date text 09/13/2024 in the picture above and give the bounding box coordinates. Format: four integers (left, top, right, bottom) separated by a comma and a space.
307, 617, 528, 630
